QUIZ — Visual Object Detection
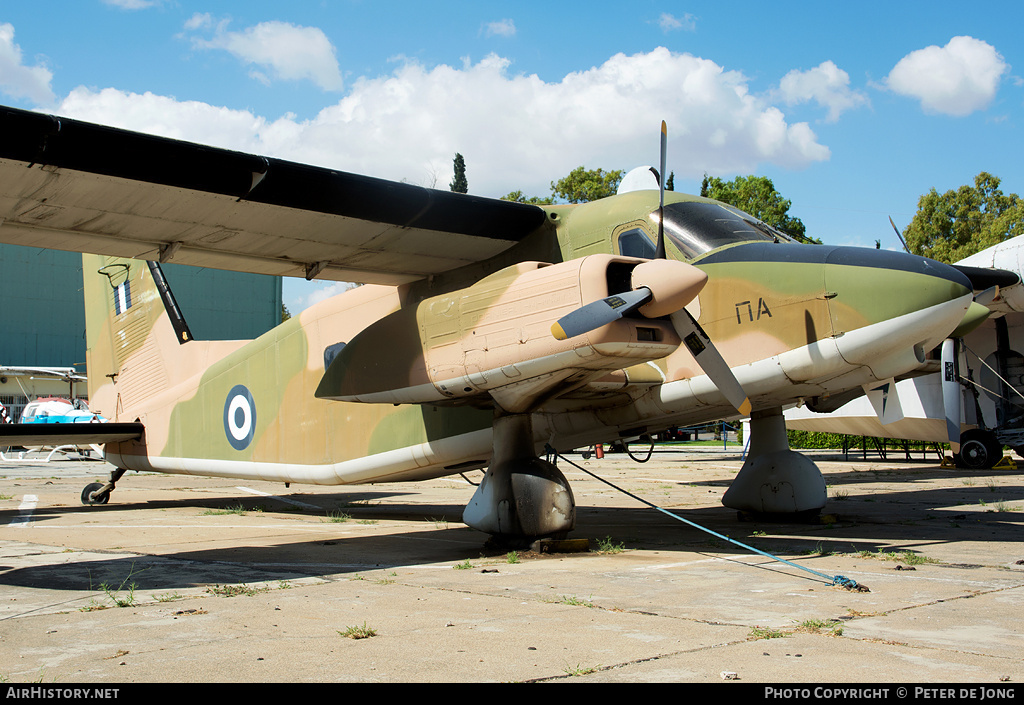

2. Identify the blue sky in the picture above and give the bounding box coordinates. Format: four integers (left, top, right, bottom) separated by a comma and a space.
1, 1, 1021, 312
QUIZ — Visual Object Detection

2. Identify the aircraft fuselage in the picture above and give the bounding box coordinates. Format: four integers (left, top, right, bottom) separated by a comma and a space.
97, 190, 973, 485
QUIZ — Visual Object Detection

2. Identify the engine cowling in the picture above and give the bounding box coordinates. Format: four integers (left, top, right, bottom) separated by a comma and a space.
314, 254, 704, 406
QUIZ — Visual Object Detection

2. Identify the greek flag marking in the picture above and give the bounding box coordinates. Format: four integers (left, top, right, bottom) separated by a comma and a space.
114, 281, 132, 315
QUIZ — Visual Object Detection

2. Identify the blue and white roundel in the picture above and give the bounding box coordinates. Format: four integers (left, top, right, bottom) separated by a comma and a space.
223, 385, 256, 450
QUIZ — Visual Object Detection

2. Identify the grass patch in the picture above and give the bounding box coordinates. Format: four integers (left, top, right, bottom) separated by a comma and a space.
206, 583, 269, 597
153, 591, 183, 603
748, 626, 788, 640
339, 622, 377, 639
595, 536, 625, 554
804, 541, 835, 556
202, 504, 247, 516
563, 663, 601, 677
81, 563, 147, 610
552, 594, 594, 607
857, 548, 940, 565
453, 559, 474, 570
796, 618, 844, 636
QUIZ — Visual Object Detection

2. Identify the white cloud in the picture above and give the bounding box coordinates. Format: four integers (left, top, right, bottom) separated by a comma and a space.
885, 36, 1009, 116
0, 23, 55, 105
658, 13, 696, 32
484, 19, 516, 38
302, 281, 360, 309
183, 13, 215, 32
776, 60, 869, 122
58, 87, 282, 151
187, 19, 344, 92
54, 47, 829, 200
101, 0, 162, 8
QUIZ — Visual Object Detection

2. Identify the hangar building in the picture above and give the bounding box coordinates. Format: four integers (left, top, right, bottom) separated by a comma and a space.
0, 244, 282, 420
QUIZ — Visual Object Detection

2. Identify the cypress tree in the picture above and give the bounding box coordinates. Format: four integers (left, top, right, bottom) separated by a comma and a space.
450, 153, 468, 193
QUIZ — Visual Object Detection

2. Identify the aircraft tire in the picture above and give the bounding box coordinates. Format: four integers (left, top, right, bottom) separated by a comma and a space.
954, 430, 1001, 470
81, 482, 110, 505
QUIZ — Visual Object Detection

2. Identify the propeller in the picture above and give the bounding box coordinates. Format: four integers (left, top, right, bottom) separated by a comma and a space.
888, 217, 911, 254
670, 308, 752, 417
551, 258, 706, 340
654, 121, 667, 259
551, 288, 653, 341
550, 121, 752, 417
941, 338, 961, 452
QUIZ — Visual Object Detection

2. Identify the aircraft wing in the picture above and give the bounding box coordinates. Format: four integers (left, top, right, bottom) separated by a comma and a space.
0, 422, 144, 447
0, 106, 549, 285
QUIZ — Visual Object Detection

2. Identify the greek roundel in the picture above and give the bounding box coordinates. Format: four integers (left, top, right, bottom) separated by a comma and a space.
223, 385, 257, 450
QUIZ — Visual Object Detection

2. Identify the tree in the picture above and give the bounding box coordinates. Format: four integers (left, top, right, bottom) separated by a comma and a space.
500, 189, 555, 205
449, 153, 468, 193
665, 171, 674, 192
903, 172, 1024, 264
702, 174, 815, 243
550, 166, 624, 203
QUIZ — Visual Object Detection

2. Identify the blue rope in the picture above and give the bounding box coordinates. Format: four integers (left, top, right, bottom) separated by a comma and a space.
547, 445, 862, 591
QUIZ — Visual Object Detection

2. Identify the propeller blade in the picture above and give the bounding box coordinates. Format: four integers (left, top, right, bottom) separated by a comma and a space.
670, 308, 752, 416
941, 338, 962, 451
551, 288, 653, 341
654, 121, 667, 260
888, 216, 911, 254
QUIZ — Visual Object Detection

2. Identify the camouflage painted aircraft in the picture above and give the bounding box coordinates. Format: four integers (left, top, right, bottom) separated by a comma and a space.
0, 105, 985, 541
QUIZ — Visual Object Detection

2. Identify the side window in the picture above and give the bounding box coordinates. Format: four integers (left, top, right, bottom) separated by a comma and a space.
618, 228, 656, 259
324, 342, 346, 370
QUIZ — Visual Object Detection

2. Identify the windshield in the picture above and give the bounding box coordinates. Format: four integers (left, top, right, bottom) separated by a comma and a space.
652, 201, 796, 260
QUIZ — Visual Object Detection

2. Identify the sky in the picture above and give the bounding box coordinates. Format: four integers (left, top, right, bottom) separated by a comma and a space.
1, 1, 1022, 313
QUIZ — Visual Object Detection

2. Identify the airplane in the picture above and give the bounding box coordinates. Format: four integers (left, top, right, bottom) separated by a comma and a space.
0, 364, 88, 425
0, 365, 85, 394
786, 233, 1024, 470
0, 366, 101, 459
18, 396, 98, 423
0, 104, 991, 541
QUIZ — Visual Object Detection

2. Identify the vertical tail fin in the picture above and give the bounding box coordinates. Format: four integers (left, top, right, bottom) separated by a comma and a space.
83, 254, 187, 420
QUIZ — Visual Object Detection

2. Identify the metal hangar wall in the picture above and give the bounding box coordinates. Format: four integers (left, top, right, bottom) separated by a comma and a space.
0, 244, 283, 369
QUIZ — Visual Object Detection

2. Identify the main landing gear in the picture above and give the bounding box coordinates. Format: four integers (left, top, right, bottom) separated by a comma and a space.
81, 468, 127, 505
463, 414, 576, 544
723, 407, 826, 517
953, 428, 1004, 470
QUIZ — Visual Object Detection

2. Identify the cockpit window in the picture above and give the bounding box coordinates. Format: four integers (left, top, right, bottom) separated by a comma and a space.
617, 228, 656, 259
651, 202, 796, 260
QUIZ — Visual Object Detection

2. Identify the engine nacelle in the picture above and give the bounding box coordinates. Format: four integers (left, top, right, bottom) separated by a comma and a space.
314, 255, 686, 405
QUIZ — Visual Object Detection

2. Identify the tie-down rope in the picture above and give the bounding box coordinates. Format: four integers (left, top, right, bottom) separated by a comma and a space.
545, 444, 864, 591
